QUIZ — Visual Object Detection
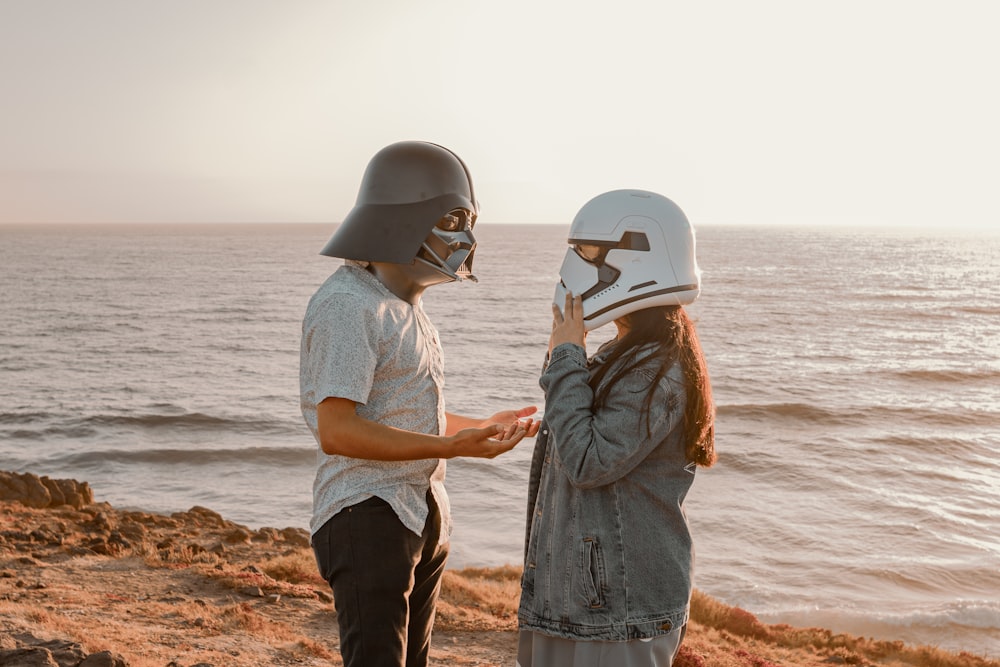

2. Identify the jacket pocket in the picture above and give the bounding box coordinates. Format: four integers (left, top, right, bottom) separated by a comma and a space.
580, 537, 606, 608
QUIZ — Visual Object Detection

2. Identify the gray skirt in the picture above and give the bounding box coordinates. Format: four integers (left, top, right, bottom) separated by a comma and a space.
516, 628, 684, 667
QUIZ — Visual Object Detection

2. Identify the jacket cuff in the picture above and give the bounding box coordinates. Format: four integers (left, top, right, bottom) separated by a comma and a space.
548, 342, 586, 367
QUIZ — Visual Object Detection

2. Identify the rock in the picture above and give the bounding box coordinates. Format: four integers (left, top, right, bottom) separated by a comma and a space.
28, 529, 61, 546
0, 647, 60, 666
79, 650, 128, 667
174, 506, 226, 527
0, 636, 128, 667
222, 528, 251, 544
251, 527, 279, 543
35, 640, 86, 667
279, 527, 310, 547
0, 472, 50, 509
117, 523, 146, 543
84, 537, 111, 555
0, 471, 93, 510
89, 512, 117, 532
42, 477, 93, 508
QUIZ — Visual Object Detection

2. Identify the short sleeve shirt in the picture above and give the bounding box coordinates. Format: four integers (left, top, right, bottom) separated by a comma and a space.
300, 261, 451, 542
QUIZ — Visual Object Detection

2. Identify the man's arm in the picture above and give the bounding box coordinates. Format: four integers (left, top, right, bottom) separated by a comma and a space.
317, 397, 529, 460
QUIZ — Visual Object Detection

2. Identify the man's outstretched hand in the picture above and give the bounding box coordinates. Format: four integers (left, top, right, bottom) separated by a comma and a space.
448, 420, 532, 459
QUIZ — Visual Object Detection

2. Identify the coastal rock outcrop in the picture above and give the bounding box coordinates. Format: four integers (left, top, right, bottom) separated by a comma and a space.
0, 472, 93, 510
0, 634, 126, 666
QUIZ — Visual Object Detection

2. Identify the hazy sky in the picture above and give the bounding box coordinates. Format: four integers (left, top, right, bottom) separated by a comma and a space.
2, 1, 998, 229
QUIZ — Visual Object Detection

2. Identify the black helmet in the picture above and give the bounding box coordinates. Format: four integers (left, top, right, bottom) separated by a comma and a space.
320, 141, 479, 267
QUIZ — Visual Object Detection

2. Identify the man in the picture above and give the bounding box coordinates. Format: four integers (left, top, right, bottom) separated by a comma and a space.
301, 141, 539, 667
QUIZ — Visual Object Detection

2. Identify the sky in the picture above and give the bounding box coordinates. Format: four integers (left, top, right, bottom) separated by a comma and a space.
1, 0, 998, 229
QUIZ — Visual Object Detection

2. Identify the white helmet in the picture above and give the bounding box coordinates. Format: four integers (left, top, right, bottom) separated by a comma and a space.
554, 189, 700, 331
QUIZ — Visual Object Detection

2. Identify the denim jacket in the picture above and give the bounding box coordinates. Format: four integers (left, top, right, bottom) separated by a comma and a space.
518, 340, 697, 641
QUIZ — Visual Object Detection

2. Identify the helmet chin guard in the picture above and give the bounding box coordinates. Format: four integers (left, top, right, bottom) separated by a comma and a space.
416, 221, 478, 283
554, 189, 700, 331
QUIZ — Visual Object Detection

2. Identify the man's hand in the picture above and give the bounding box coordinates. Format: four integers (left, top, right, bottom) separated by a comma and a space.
447, 421, 529, 459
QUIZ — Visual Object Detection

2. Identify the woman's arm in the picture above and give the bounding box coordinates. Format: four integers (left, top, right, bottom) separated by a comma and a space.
542, 349, 682, 488
543, 292, 681, 488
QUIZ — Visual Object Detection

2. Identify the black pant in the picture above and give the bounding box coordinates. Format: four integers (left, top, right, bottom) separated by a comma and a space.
312, 492, 449, 667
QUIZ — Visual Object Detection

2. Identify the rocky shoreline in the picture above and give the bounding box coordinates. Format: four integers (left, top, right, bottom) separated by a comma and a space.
2, 471, 997, 667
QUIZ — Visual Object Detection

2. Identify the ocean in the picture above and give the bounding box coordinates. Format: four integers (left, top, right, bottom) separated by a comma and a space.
1, 222, 998, 658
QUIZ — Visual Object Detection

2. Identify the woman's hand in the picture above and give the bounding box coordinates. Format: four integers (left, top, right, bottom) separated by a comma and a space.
550, 292, 586, 354
485, 406, 541, 438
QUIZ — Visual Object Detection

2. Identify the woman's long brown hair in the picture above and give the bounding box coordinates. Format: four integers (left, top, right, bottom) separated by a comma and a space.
588, 305, 716, 467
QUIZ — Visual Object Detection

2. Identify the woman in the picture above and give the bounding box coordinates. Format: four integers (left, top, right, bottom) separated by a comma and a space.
518, 189, 716, 666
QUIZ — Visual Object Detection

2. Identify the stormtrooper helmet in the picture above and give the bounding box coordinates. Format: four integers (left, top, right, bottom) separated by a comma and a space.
554, 189, 700, 331
320, 141, 479, 282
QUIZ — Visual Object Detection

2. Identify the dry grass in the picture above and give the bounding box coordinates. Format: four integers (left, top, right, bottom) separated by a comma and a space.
437, 565, 522, 632
3, 498, 996, 667
259, 549, 327, 587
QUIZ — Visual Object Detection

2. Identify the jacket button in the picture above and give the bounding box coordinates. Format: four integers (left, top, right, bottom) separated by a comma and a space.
660, 621, 672, 631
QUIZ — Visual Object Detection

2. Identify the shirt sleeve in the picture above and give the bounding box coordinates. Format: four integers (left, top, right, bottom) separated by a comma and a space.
302, 291, 379, 407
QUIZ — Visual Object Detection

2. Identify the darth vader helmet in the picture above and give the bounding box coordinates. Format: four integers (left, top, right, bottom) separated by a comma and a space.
554, 189, 700, 331
320, 141, 479, 282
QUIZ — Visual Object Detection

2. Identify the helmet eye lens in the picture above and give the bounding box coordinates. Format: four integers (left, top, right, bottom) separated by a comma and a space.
572, 232, 649, 266
574, 243, 608, 264
438, 209, 475, 232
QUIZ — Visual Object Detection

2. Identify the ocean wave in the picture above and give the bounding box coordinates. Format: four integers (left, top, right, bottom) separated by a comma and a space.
955, 305, 1000, 316
0, 411, 301, 441
884, 599, 1000, 631
55, 445, 315, 467
867, 433, 992, 459
889, 367, 1000, 384
79, 412, 294, 435
869, 406, 994, 429
0, 412, 51, 425
718, 402, 993, 431
776, 599, 1000, 632
3, 426, 99, 440
760, 601, 1000, 658
718, 402, 854, 426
